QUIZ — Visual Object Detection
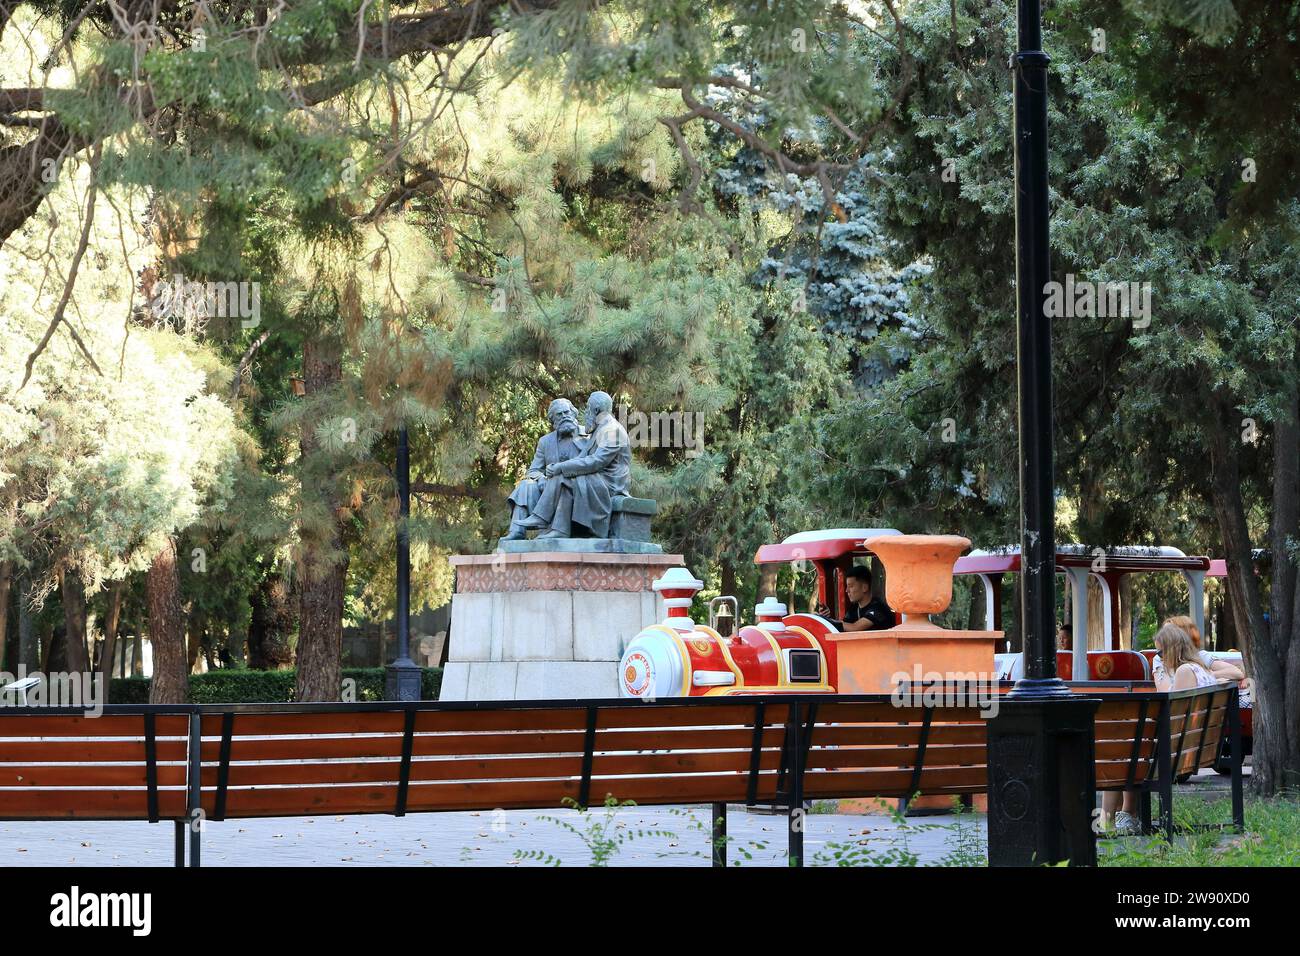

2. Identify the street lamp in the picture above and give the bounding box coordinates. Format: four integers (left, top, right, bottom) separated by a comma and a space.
984, 0, 1100, 866
385, 423, 423, 700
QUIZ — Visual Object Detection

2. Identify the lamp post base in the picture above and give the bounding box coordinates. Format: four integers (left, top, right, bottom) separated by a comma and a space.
987, 696, 1100, 866
385, 658, 423, 701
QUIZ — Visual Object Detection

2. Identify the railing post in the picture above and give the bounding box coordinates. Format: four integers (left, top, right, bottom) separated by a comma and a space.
1155, 699, 1173, 842
1228, 692, 1244, 831
174, 820, 185, 867
188, 710, 202, 867
711, 802, 726, 868
787, 702, 804, 868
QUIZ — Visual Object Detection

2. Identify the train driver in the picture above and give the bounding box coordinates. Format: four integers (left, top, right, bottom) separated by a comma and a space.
819, 566, 896, 631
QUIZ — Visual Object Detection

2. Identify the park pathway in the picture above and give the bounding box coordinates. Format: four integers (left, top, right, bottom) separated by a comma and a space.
0, 804, 983, 867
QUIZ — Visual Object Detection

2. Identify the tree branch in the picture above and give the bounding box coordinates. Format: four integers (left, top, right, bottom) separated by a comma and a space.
20, 142, 105, 388
230, 328, 273, 402
410, 481, 491, 499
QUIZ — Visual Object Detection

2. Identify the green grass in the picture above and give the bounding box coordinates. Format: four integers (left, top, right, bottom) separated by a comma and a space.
1101, 792, 1300, 866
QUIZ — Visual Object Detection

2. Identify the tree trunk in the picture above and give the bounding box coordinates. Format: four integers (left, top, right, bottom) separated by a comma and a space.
147, 537, 190, 703
720, 560, 737, 602
16, 572, 37, 671
295, 333, 349, 701
225, 623, 247, 667
39, 621, 53, 671
57, 567, 91, 672
1206, 389, 1300, 795
297, 556, 348, 700
0, 560, 11, 672
99, 581, 124, 684
249, 575, 296, 669
1266, 375, 1300, 793
186, 611, 204, 673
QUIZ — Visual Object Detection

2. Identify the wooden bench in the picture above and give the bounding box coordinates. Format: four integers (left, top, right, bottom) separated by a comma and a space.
0, 707, 194, 861
0, 687, 1243, 867
1016, 681, 1243, 840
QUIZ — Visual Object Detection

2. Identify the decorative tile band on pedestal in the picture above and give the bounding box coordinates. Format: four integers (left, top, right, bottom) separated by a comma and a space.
450, 551, 684, 593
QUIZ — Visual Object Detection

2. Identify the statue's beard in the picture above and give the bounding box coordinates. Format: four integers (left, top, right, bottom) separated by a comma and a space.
556, 420, 577, 437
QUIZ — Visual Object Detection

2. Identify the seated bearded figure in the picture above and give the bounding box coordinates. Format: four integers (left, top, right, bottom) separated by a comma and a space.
503, 398, 584, 540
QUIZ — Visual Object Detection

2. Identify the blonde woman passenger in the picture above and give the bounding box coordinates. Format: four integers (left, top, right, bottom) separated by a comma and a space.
1150, 615, 1244, 685
1152, 623, 1218, 692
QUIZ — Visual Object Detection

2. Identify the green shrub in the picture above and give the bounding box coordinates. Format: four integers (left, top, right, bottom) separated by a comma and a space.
108, 667, 442, 703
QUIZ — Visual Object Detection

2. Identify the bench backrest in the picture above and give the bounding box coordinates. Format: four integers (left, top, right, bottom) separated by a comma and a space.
800, 700, 988, 801
1165, 685, 1235, 778
199, 699, 992, 818
0, 686, 1237, 822
1093, 696, 1160, 790
0, 710, 190, 819
197, 702, 796, 819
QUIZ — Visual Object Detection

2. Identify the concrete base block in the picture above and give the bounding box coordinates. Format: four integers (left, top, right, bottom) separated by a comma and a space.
439, 662, 470, 700
515, 661, 621, 700
464, 661, 520, 701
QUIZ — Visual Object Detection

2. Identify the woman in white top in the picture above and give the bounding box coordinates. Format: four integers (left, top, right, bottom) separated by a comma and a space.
1151, 615, 1244, 686
1153, 623, 1217, 691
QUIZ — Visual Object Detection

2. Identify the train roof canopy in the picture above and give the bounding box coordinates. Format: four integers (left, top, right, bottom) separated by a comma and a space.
755, 528, 902, 564
954, 545, 1209, 576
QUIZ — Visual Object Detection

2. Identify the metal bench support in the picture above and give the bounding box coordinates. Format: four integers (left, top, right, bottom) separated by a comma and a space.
188, 711, 202, 867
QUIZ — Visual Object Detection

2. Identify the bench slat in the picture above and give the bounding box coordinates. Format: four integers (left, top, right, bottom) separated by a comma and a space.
0, 715, 188, 738
814, 703, 985, 725
204, 772, 772, 817
199, 748, 790, 788
0, 739, 188, 762
803, 765, 987, 798
0, 765, 187, 787
807, 743, 987, 770
197, 726, 790, 762
0, 789, 188, 818
807, 723, 984, 747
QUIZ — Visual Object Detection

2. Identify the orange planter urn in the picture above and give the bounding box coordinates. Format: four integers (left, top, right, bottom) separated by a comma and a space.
869, 534, 971, 625
828, 533, 1002, 693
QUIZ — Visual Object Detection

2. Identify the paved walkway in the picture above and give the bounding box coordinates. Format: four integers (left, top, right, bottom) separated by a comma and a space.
1, 767, 1236, 867
0, 804, 986, 867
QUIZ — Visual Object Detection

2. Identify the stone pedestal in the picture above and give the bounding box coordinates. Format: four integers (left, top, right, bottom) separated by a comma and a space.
440, 551, 684, 701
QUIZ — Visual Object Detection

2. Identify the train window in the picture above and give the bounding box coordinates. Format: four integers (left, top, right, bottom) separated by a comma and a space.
788, 649, 821, 682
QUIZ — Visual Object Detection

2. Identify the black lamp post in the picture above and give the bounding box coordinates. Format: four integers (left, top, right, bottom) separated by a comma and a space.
985, 0, 1099, 866
385, 424, 423, 700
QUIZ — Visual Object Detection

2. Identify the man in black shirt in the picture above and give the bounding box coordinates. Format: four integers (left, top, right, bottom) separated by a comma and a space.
819, 566, 896, 631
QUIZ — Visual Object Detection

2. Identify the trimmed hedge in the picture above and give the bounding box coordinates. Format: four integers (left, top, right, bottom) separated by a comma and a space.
108, 667, 442, 704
